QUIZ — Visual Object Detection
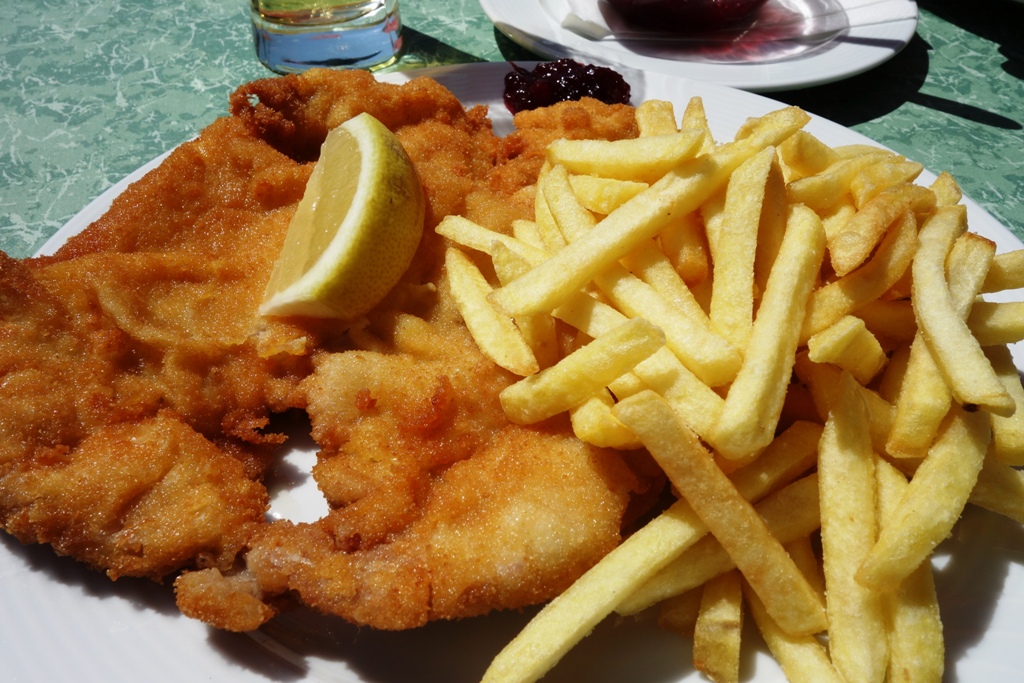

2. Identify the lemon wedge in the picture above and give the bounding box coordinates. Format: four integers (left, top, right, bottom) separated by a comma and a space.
260, 112, 425, 319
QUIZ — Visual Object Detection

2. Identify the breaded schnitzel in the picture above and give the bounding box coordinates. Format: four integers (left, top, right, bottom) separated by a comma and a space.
0, 68, 659, 631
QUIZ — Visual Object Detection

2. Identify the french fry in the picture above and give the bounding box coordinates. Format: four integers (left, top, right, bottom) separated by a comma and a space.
533, 164, 568, 253
806, 315, 887, 385
833, 143, 890, 158
777, 129, 841, 182
754, 154, 790, 300
743, 581, 844, 683
498, 317, 664, 424
540, 164, 597, 241
968, 301, 1024, 345
984, 344, 1024, 466
875, 458, 945, 683
567, 174, 648, 215
481, 499, 709, 683
511, 218, 545, 249
710, 204, 826, 461
691, 270, 714, 313
680, 96, 716, 154
594, 263, 741, 387
733, 114, 767, 141
885, 335, 953, 459
540, 167, 744, 387
444, 248, 539, 376
491, 242, 560, 369
887, 228, 995, 457
549, 287, 629, 338
817, 371, 888, 683
912, 206, 1013, 414
622, 239, 714, 331
619, 475, 821, 616
436, 214, 548, 265
607, 367, 647, 401
618, 426, 822, 615
849, 158, 924, 208
659, 211, 710, 284
828, 183, 934, 276
489, 106, 811, 318
657, 588, 703, 638
929, 170, 963, 207
858, 406, 991, 590
982, 248, 1024, 292
727, 420, 825, 497
794, 352, 895, 457
818, 197, 857, 243
786, 151, 890, 212
440, 211, 561, 374
548, 289, 722, 439
785, 535, 825, 602
855, 298, 917, 345
701, 189, 727, 264
467, 98, 1024, 683
948, 231, 997, 305
569, 389, 642, 450
709, 145, 776, 349
801, 207, 917, 341
970, 449, 1024, 524
887, 261, 914, 300
877, 343, 911, 403
546, 130, 705, 184
692, 570, 744, 683
635, 98, 678, 136
631, 346, 725, 441
614, 392, 828, 635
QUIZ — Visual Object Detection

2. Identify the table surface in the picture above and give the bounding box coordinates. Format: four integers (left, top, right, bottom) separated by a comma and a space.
0, 0, 1022, 259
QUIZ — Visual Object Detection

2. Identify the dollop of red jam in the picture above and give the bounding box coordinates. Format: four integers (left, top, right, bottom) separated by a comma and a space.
503, 60, 632, 114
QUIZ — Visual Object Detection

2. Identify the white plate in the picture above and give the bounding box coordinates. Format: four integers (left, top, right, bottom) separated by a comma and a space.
6, 62, 1023, 683
479, 0, 918, 91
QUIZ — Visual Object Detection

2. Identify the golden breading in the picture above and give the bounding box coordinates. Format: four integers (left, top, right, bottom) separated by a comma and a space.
0, 68, 660, 631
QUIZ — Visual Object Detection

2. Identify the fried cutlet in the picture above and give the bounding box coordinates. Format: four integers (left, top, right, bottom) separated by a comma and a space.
0, 106, 312, 580
0, 67, 658, 632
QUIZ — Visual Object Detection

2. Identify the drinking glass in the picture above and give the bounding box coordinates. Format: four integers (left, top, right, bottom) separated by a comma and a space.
250, 0, 403, 74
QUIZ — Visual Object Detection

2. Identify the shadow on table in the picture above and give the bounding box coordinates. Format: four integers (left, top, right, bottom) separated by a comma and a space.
770, 30, 933, 126
770, 31, 929, 127
773, 33, 1021, 132
920, 0, 1024, 82
397, 27, 490, 69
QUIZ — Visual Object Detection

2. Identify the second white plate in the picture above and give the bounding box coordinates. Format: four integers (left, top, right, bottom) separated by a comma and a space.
479, 0, 918, 91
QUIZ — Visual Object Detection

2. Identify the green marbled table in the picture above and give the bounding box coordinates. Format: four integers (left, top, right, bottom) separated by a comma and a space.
0, 0, 1021, 258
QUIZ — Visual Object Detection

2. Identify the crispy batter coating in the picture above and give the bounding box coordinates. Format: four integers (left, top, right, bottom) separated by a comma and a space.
0, 68, 656, 631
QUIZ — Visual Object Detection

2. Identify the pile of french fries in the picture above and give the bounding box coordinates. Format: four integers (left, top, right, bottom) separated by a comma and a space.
438, 97, 1024, 683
